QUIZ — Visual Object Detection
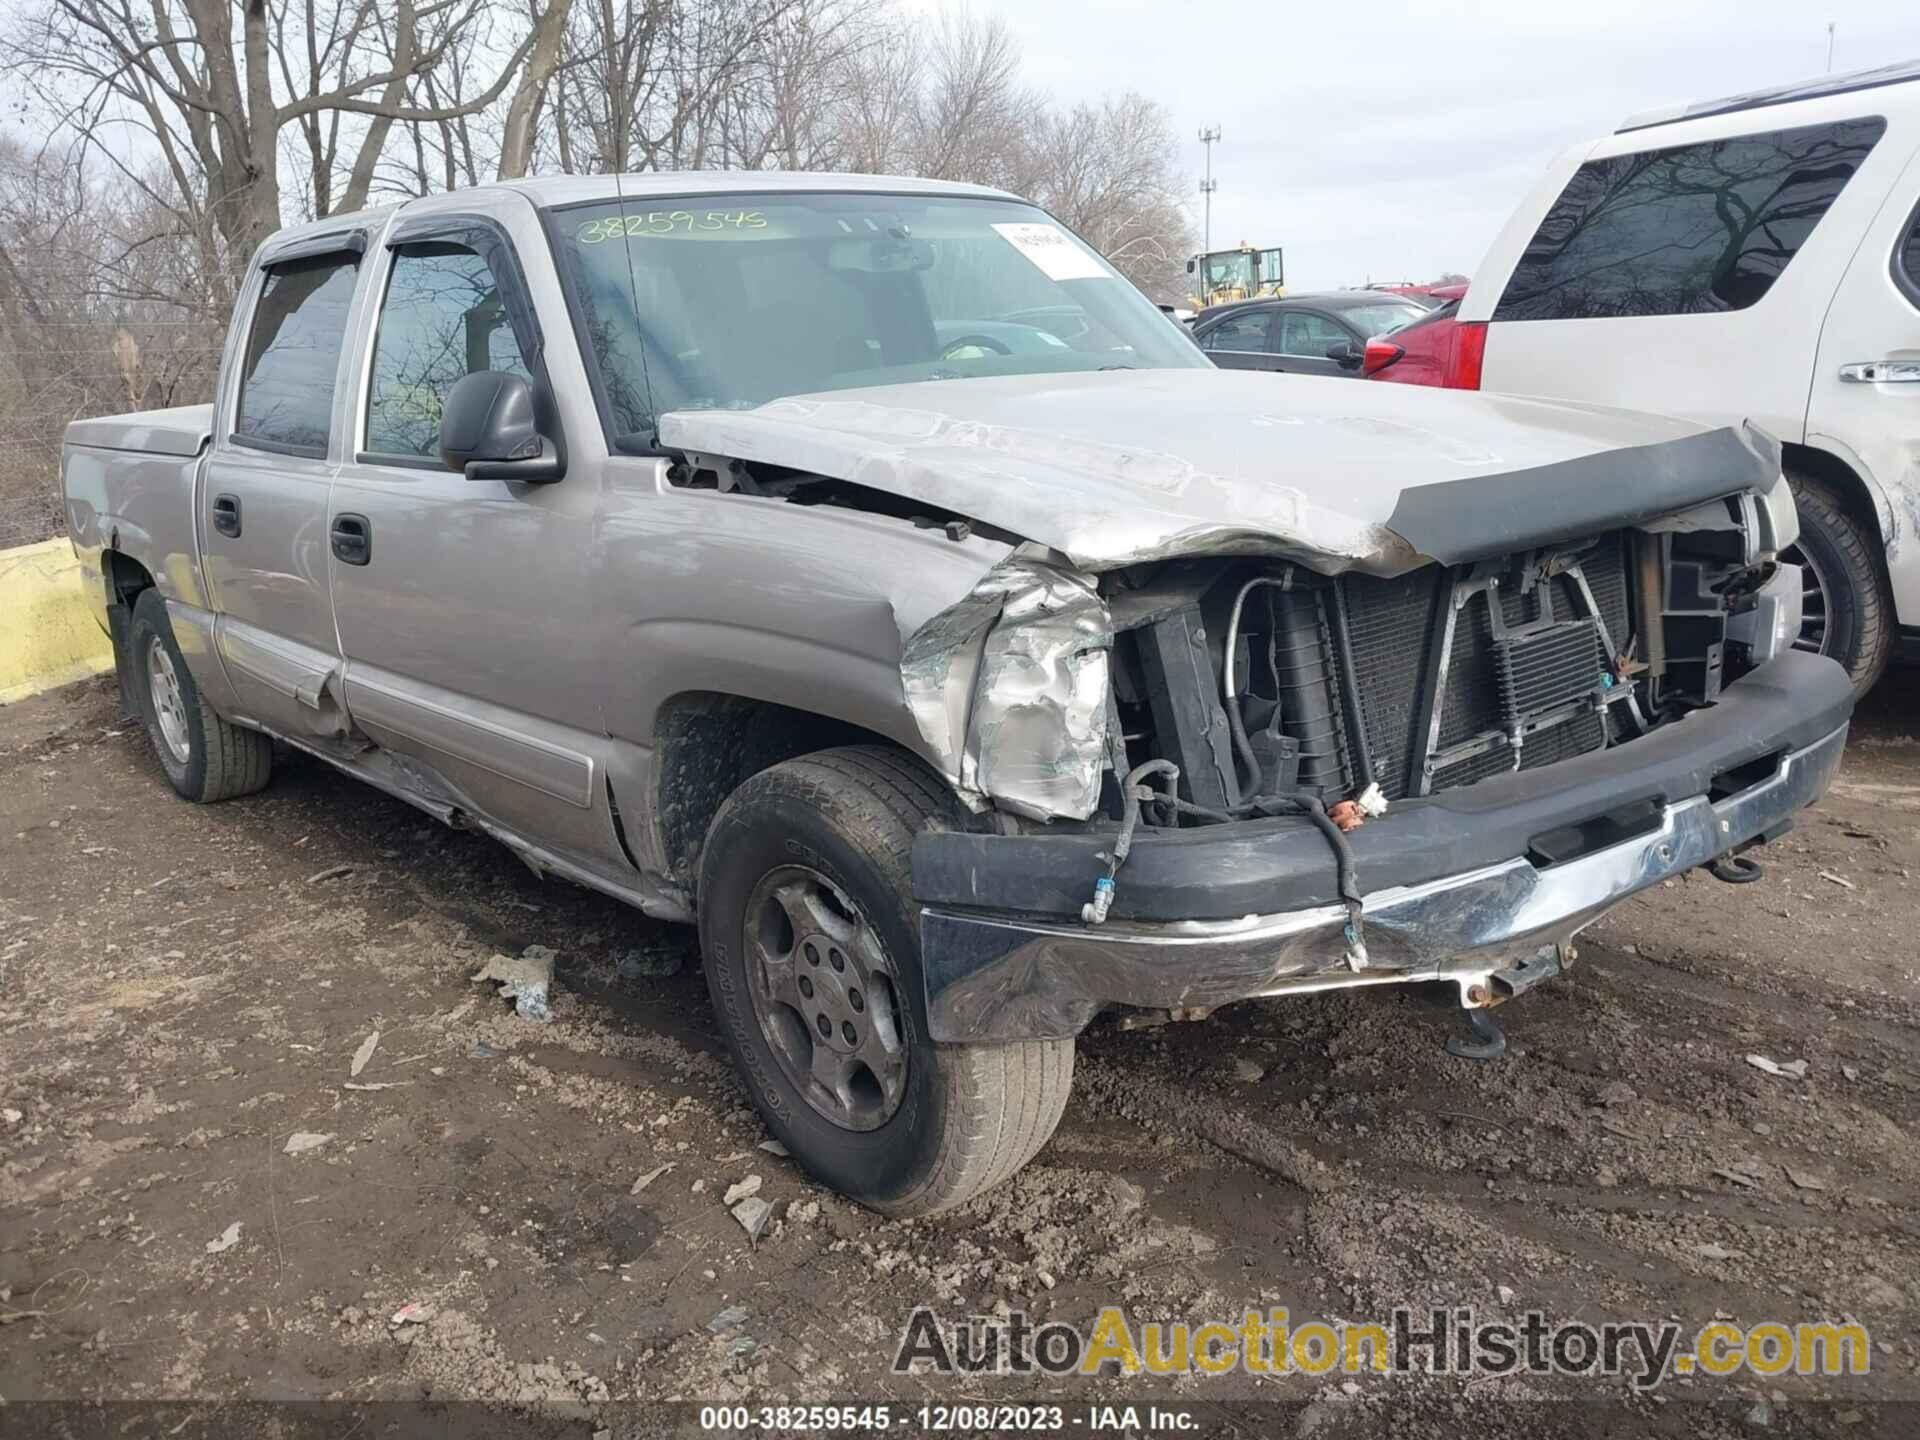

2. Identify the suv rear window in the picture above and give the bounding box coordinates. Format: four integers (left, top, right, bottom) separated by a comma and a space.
1494, 117, 1886, 321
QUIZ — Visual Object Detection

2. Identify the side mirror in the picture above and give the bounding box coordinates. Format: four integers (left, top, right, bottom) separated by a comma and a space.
1325, 340, 1361, 369
1185, 258, 1196, 274
439, 371, 563, 482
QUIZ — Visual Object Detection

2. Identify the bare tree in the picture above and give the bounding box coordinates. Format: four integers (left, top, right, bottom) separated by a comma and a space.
5, 0, 571, 275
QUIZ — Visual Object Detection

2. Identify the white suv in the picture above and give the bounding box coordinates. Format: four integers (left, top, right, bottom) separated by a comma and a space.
1433, 60, 1920, 694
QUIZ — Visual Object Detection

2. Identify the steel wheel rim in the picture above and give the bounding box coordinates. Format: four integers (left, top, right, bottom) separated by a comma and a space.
146, 637, 192, 764
1781, 543, 1832, 655
742, 865, 908, 1132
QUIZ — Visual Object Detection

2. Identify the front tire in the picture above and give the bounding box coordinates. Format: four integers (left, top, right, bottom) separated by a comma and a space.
1784, 470, 1892, 697
128, 588, 273, 803
698, 746, 1073, 1217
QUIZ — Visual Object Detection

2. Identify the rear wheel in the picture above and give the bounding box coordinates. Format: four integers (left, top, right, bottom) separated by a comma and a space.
1782, 470, 1892, 698
128, 588, 273, 803
698, 746, 1073, 1216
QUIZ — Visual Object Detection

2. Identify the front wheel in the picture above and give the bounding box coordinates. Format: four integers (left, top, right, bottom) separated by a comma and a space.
1783, 470, 1892, 697
128, 588, 273, 803
698, 746, 1073, 1217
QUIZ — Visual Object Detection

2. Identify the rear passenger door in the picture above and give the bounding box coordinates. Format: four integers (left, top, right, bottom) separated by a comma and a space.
326, 211, 622, 873
1807, 145, 1920, 624
200, 235, 368, 741
1196, 309, 1280, 370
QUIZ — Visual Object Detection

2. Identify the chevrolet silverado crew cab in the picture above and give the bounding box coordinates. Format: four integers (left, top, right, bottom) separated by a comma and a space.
63, 174, 1853, 1216
1372, 59, 1920, 697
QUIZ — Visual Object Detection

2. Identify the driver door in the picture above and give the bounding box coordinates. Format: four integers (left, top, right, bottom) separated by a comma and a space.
1271, 310, 1356, 377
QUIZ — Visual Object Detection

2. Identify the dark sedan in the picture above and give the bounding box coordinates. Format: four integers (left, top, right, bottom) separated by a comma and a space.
1191, 292, 1427, 377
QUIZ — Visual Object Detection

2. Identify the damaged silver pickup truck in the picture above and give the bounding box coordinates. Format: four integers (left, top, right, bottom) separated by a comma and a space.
63, 174, 1854, 1215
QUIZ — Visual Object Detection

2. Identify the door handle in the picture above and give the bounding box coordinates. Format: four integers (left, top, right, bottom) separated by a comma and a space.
1839, 361, 1920, 383
330, 512, 372, 566
211, 493, 242, 538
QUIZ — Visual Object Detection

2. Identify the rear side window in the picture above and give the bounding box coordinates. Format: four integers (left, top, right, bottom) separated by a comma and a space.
1495, 117, 1886, 321
235, 253, 360, 454
366, 243, 530, 459
1895, 202, 1920, 308
1199, 312, 1274, 352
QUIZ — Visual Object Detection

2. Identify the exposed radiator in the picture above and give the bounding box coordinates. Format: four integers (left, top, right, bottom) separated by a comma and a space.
1336, 533, 1633, 800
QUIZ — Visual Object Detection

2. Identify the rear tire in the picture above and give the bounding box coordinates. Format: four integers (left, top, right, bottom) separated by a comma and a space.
698, 746, 1073, 1217
1784, 470, 1892, 697
128, 588, 273, 803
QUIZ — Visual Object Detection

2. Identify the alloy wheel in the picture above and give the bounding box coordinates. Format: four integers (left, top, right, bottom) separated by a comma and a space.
742, 866, 908, 1132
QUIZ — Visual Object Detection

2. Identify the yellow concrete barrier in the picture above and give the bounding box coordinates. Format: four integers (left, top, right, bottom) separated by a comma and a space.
0, 537, 113, 705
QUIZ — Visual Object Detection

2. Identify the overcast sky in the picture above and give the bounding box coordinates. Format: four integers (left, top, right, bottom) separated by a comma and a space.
957, 0, 1920, 291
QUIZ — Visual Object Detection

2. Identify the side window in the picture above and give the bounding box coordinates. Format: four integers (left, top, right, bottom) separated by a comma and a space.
1895, 202, 1920, 308
1495, 117, 1887, 321
1200, 313, 1273, 352
366, 243, 530, 459
1277, 311, 1349, 357
235, 253, 360, 454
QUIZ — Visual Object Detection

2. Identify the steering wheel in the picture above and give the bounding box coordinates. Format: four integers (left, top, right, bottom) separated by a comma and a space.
940, 334, 1014, 359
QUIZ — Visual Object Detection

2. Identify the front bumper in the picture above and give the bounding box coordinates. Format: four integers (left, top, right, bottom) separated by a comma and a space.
916, 651, 1852, 1042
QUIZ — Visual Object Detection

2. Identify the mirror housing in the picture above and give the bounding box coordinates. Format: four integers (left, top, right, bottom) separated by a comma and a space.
439, 371, 563, 482
1325, 340, 1362, 369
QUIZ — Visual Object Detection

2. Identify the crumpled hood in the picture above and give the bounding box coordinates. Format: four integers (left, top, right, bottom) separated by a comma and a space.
658, 368, 1779, 576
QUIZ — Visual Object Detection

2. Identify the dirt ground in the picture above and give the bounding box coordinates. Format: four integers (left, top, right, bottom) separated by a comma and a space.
2, 670, 1917, 1435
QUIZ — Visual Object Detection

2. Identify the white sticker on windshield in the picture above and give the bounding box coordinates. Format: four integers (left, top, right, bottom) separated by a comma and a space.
992, 223, 1108, 282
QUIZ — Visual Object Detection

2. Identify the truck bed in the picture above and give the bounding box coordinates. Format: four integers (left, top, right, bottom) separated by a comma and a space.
65, 405, 213, 458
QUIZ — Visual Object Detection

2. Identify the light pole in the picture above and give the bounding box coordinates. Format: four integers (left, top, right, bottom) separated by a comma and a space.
1198, 126, 1221, 257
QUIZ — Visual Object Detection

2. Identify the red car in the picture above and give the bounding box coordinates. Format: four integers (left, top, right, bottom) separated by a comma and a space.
1357, 288, 1484, 388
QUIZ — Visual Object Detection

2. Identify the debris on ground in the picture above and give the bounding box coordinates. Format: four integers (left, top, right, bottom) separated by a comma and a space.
614, 942, 686, 979
306, 864, 357, 884
343, 1081, 407, 1092
723, 1175, 762, 1206
1713, 1159, 1767, 1188
472, 945, 556, 1022
205, 1222, 243, 1255
1745, 1054, 1809, 1080
631, 1163, 673, 1195
731, 1196, 774, 1240
389, 1302, 433, 1326
1785, 1167, 1830, 1192
1818, 871, 1856, 890
283, 1132, 333, 1155
350, 1030, 380, 1077
757, 1139, 789, 1158
1232, 1057, 1266, 1083
707, 1305, 749, 1334
6, 674, 1919, 1412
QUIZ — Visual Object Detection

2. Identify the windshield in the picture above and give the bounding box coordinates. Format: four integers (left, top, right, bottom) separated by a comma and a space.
550, 192, 1209, 446
1201, 251, 1256, 289
1341, 301, 1426, 336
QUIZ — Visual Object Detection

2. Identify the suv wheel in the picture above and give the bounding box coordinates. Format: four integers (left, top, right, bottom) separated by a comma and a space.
128, 588, 274, 802
1782, 470, 1891, 697
698, 746, 1073, 1216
